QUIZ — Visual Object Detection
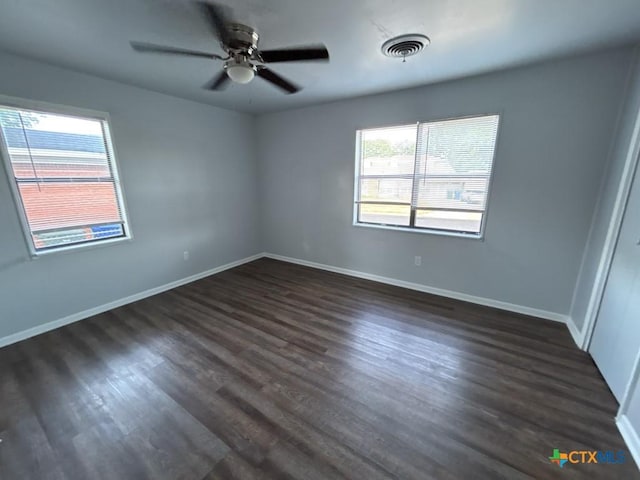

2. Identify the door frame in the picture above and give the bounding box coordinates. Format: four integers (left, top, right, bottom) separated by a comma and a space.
579, 54, 640, 466
580, 75, 640, 351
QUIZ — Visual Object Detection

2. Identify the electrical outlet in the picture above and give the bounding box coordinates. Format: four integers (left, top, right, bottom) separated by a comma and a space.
414, 255, 422, 266
183, 250, 189, 261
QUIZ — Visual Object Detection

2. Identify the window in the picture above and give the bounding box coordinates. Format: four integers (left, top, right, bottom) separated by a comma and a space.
0, 101, 129, 254
354, 114, 499, 237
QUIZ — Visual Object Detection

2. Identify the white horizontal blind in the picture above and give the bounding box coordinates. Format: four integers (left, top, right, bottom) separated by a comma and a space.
0, 106, 128, 252
356, 114, 499, 235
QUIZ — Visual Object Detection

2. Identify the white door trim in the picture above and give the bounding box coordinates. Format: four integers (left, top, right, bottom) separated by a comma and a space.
616, 347, 640, 471
580, 73, 640, 350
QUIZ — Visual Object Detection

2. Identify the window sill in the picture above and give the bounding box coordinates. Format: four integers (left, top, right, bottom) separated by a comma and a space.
352, 221, 485, 240
30, 235, 133, 259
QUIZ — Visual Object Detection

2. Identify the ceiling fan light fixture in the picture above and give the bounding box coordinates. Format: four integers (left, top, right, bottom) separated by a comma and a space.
226, 63, 255, 84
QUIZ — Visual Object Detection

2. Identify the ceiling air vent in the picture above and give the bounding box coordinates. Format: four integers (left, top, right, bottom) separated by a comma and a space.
381, 34, 430, 60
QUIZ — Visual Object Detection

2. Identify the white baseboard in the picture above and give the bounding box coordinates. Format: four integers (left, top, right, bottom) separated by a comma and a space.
263, 253, 569, 324
1, 251, 572, 350
0, 253, 264, 349
566, 316, 585, 349
617, 414, 640, 470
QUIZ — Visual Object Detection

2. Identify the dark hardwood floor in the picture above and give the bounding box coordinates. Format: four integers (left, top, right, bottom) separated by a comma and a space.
0, 258, 636, 479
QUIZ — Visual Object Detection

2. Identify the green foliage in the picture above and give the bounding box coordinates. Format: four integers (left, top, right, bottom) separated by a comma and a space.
364, 138, 415, 157
425, 121, 497, 173
362, 119, 497, 174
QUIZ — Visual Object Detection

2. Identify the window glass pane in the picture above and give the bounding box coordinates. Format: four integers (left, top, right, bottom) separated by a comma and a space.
415, 210, 483, 233
355, 115, 498, 236
414, 176, 489, 211
361, 125, 416, 176
0, 106, 127, 252
360, 178, 413, 204
359, 204, 411, 227
414, 116, 498, 212
18, 183, 121, 232
1, 110, 110, 179
33, 224, 123, 250
417, 115, 499, 175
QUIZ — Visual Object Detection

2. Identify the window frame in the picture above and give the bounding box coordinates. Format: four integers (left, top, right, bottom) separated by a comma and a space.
353, 113, 501, 240
0, 94, 132, 257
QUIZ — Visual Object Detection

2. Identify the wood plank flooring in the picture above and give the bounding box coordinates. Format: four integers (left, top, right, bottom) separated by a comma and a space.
0, 258, 636, 479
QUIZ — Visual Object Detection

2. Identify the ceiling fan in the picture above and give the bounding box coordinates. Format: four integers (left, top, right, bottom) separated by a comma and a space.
130, 1, 329, 94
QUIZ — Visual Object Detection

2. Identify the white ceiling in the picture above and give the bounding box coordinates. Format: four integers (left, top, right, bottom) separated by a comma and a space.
1, 0, 640, 114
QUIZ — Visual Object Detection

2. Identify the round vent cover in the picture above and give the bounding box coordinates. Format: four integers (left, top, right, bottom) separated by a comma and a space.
381, 34, 430, 59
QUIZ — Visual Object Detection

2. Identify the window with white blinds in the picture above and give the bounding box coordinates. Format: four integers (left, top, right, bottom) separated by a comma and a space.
355, 114, 499, 236
0, 103, 129, 254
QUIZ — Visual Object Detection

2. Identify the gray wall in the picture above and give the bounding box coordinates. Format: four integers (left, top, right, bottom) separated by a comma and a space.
0, 51, 260, 340
257, 47, 634, 316
1, 46, 636, 342
570, 48, 640, 331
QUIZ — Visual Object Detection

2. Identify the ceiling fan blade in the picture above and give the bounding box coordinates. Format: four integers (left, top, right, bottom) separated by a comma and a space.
256, 68, 300, 94
259, 45, 329, 63
131, 41, 224, 60
203, 70, 230, 90
196, 1, 231, 46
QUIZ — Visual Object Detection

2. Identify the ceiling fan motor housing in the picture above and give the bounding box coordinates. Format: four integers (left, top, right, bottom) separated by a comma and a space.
225, 23, 260, 55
